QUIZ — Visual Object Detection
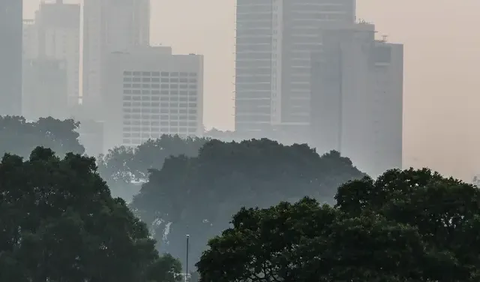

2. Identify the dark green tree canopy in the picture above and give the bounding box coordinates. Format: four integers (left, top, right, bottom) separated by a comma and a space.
197, 169, 480, 282
97, 135, 209, 200
131, 138, 364, 261
0, 116, 84, 158
335, 168, 480, 281
0, 147, 180, 282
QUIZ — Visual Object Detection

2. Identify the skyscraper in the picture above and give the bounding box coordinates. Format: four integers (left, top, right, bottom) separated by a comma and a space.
36, 0, 81, 107
0, 0, 23, 116
311, 23, 403, 176
234, 0, 355, 139
83, 0, 150, 118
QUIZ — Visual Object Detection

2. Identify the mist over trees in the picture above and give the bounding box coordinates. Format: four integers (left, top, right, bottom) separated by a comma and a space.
4, 115, 478, 281
131, 138, 365, 261
197, 168, 480, 282
0, 116, 84, 158
97, 135, 209, 200
0, 147, 180, 282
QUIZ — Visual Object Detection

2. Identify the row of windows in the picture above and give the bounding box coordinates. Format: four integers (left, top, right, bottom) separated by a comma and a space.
123, 71, 197, 77
123, 102, 197, 108
123, 122, 197, 132
124, 135, 196, 145
123, 120, 197, 126
123, 90, 197, 96
123, 97, 197, 104
123, 114, 197, 121
123, 127, 197, 138
123, 77, 197, 83
123, 84, 197, 89
124, 108, 197, 115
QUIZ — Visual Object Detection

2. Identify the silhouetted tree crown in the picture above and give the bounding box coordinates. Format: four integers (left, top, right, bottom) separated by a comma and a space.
97, 135, 209, 200
0, 116, 84, 158
197, 168, 480, 282
0, 147, 180, 282
131, 138, 364, 261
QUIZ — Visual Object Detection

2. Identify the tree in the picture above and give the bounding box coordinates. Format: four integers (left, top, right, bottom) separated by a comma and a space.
0, 116, 84, 158
197, 198, 456, 282
335, 168, 480, 281
131, 139, 364, 261
145, 253, 182, 282
197, 169, 480, 282
97, 135, 208, 201
0, 147, 180, 282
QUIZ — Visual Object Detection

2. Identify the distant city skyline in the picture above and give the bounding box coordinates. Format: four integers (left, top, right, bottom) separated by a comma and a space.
22, 0, 480, 181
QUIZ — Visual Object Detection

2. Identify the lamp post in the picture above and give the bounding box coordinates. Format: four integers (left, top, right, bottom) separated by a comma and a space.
185, 234, 190, 282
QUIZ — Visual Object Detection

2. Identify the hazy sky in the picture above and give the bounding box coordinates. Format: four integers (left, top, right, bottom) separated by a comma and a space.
24, 0, 480, 181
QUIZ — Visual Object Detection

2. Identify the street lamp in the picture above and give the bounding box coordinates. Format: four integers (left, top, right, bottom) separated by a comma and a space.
185, 234, 190, 282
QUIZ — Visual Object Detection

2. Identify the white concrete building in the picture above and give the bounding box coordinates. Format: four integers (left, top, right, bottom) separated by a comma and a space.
102, 47, 204, 151
235, 0, 355, 138
83, 0, 150, 118
35, 0, 80, 107
311, 23, 403, 177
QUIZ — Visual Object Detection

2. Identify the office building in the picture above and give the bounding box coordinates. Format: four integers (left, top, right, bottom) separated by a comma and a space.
102, 47, 204, 151
83, 0, 150, 118
36, 0, 81, 107
23, 19, 38, 60
22, 58, 69, 121
0, 0, 23, 116
235, 0, 355, 138
311, 23, 403, 176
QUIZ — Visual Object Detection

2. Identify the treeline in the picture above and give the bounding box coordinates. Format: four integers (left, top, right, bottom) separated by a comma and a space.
4, 116, 479, 281
0, 116, 365, 260
198, 169, 480, 282
0, 147, 181, 281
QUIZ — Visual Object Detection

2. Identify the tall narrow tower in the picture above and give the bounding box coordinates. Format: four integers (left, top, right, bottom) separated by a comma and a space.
36, 0, 81, 107
0, 0, 23, 116
234, 0, 355, 140
82, 0, 150, 118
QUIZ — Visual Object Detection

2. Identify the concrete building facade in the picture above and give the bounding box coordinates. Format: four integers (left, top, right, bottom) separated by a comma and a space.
311, 23, 403, 176
22, 58, 68, 121
234, 0, 355, 138
36, 0, 81, 107
102, 47, 204, 151
83, 0, 150, 118
0, 0, 23, 116
23, 19, 38, 60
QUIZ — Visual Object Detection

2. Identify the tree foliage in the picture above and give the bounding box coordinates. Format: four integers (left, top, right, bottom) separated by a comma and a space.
197, 168, 480, 282
97, 135, 209, 201
0, 147, 180, 282
131, 139, 364, 261
0, 116, 84, 158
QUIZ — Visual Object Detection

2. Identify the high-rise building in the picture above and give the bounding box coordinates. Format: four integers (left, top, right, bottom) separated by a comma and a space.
36, 0, 81, 107
311, 23, 403, 176
234, 0, 355, 138
23, 19, 38, 60
0, 0, 23, 116
102, 46, 204, 151
22, 58, 68, 121
83, 0, 150, 118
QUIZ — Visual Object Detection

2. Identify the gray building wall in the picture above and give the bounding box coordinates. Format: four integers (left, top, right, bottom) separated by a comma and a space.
234, 0, 356, 139
0, 0, 23, 116
83, 0, 150, 119
311, 23, 403, 177
22, 59, 68, 121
